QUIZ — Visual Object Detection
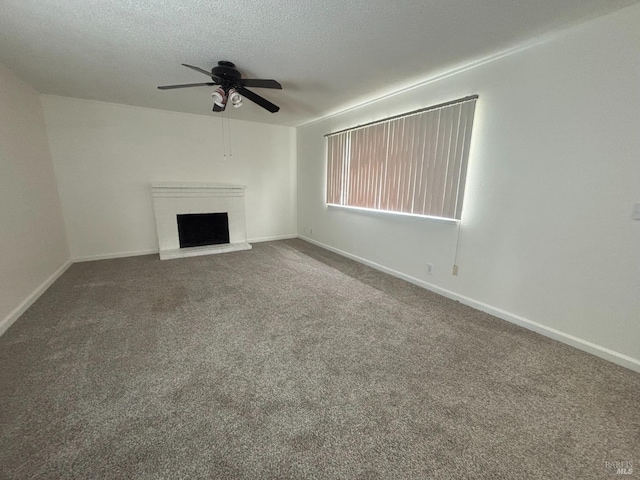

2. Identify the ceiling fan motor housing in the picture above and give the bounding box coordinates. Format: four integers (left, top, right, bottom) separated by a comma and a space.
212, 61, 241, 89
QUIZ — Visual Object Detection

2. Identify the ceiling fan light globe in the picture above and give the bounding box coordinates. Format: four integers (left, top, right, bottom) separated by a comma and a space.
228, 89, 243, 106
211, 89, 226, 108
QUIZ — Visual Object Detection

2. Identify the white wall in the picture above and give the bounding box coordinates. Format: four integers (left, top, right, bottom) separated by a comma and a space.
297, 5, 640, 369
0, 63, 70, 334
41, 97, 297, 260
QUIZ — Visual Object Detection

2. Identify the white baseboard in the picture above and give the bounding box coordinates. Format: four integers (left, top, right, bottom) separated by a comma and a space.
73, 249, 159, 262
248, 234, 298, 243
298, 235, 640, 373
0, 259, 73, 337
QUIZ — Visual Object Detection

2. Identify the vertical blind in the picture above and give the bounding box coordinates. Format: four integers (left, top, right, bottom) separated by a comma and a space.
326, 96, 477, 220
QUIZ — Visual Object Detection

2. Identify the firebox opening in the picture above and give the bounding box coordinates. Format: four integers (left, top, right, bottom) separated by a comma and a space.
177, 213, 230, 248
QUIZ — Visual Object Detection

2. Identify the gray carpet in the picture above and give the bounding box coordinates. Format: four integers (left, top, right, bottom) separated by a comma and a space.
0, 239, 638, 479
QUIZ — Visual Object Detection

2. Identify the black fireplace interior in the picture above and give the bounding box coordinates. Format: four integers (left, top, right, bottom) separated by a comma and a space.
177, 213, 230, 248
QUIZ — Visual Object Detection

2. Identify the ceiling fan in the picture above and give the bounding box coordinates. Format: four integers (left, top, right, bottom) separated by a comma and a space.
158, 61, 282, 113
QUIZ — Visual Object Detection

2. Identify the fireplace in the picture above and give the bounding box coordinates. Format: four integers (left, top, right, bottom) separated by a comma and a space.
151, 183, 251, 260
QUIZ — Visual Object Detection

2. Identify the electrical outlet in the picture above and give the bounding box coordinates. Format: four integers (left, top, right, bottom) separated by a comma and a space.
452, 265, 459, 276
633, 202, 640, 220
310, 228, 313, 235
426, 263, 433, 275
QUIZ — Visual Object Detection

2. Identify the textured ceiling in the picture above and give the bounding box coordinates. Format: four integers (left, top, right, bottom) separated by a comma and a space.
1, 0, 638, 126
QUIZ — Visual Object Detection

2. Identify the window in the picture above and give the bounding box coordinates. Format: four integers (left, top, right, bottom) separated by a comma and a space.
326, 95, 477, 220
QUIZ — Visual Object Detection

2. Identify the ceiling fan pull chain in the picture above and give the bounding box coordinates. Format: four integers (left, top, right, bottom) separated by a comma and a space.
221, 113, 227, 159
228, 117, 232, 158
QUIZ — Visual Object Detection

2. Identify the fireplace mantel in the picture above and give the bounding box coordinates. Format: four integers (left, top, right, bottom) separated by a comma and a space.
151, 183, 251, 260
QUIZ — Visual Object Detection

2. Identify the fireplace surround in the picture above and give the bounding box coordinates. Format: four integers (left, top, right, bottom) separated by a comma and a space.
151, 183, 251, 260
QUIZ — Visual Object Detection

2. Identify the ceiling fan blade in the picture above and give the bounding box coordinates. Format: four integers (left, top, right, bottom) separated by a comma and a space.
213, 102, 226, 112
182, 63, 217, 78
239, 79, 282, 89
158, 82, 217, 90
235, 86, 280, 113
